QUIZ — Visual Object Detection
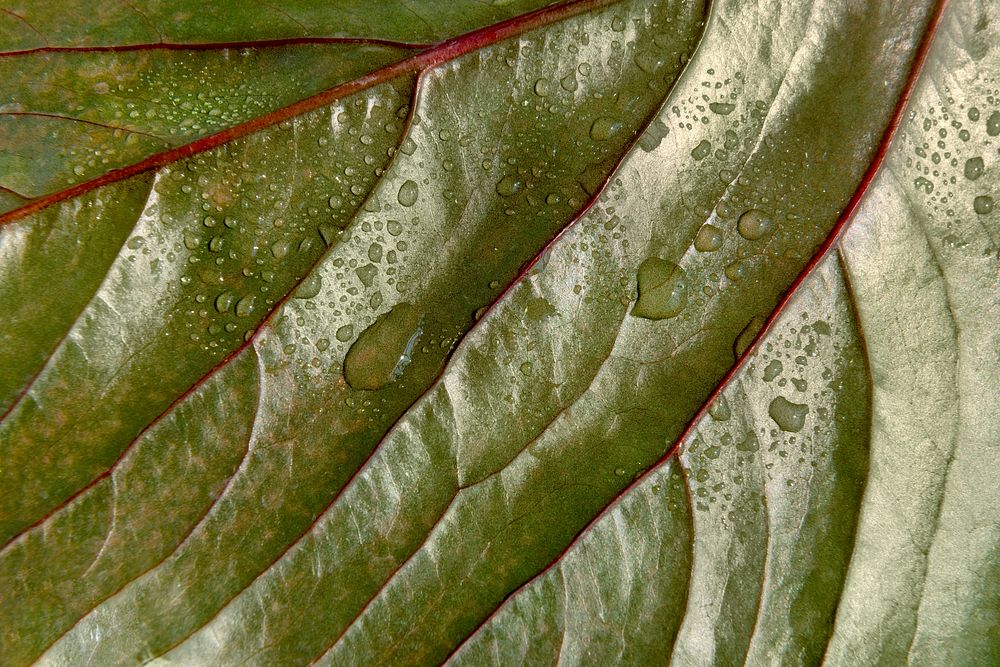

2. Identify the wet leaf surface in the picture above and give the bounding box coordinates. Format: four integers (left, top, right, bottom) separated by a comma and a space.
3, 0, 997, 664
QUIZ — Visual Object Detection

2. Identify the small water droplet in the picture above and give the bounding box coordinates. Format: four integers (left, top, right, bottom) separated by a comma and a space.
335, 324, 354, 342
534, 78, 553, 97
709, 102, 735, 115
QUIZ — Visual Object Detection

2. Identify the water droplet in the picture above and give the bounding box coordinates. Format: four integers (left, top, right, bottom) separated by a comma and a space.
611, 15, 626, 31
208, 235, 224, 252
368, 243, 384, 263
271, 239, 290, 259
769, 396, 809, 432
708, 395, 731, 421
560, 73, 578, 92
126, 236, 145, 250
215, 291, 235, 313
235, 294, 256, 318
964, 156, 985, 181
691, 140, 712, 161
737, 209, 774, 240
694, 224, 723, 252
295, 274, 322, 299
335, 324, 354, 342
763, 359, 783, 382
590, 117, 623, 142
386, 220, 403, 236
987, 111, 1000, 137
344, 303, 423, 390
534, 78, 553, 97
974, 195, 994, 215
632, 257, 688, 320
709, 102, 735, 115
397, 180, 419, 207
638, 120, 669, 152
969, 107, 981, 121
495, 175, 524, 197
356, 264, 378, 287
733, 315, 765, 358
520, 361, 534, 376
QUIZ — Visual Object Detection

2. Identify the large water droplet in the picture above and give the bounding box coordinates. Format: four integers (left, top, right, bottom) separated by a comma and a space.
769, 396, 808, 432
631, 257, 688, 320
694, 224, 723, 252
987, 111, 1000, 137
691, 140, 712, 161
737, 209, 774, 240
397, 180, 419, 207
495, 175, 524, 197
709, 102, 735, 115
590, 117, 623, 142
974, 195, 994, 214
344, 303, 423, 390
964, 156, 985, 181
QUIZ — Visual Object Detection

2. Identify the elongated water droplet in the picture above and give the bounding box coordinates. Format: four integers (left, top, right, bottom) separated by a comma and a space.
709, 102, 735, 115
344, 303, 423, 390
495, 175, 523, 197
987, 111, 1000, 137
235, 294, 256, 318
632, 257, 688, 320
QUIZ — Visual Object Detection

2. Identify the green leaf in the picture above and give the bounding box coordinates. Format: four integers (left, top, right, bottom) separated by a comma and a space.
2, 0, 995, 664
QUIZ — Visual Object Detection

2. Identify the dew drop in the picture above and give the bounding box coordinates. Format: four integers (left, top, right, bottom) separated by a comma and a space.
974, 195, 994, 215
691, 140, 712, 161
235, 294, 256, 318
215, 291, 235, 313
590, 117, 623, 142
344, 303, 423, 390
397, 180, 419, 207
708, 394, 731, 421
335, 324, 354, 342
694, 224, 723, 252
737, 209, 774, 241
987, 111, 1000, 137
769, 396, 809, 432
631, 257, 688, 320
709, 102, 735, 115
534, 78, 553, 97
964, 156, 985, 181
495, 175, 524, 197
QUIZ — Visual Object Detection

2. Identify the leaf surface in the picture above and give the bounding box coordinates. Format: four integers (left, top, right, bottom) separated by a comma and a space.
3, 0, 995, 664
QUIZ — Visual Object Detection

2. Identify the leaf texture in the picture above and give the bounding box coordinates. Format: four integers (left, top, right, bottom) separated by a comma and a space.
2, 0, 996, 664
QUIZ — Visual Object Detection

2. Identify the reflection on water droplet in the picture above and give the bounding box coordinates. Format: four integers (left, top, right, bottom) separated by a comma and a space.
737, 209, 773, 240
631, 257, 688, 320
397, 180, 419, 207
344, 303, 423, 390
769, 396, 808, 432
